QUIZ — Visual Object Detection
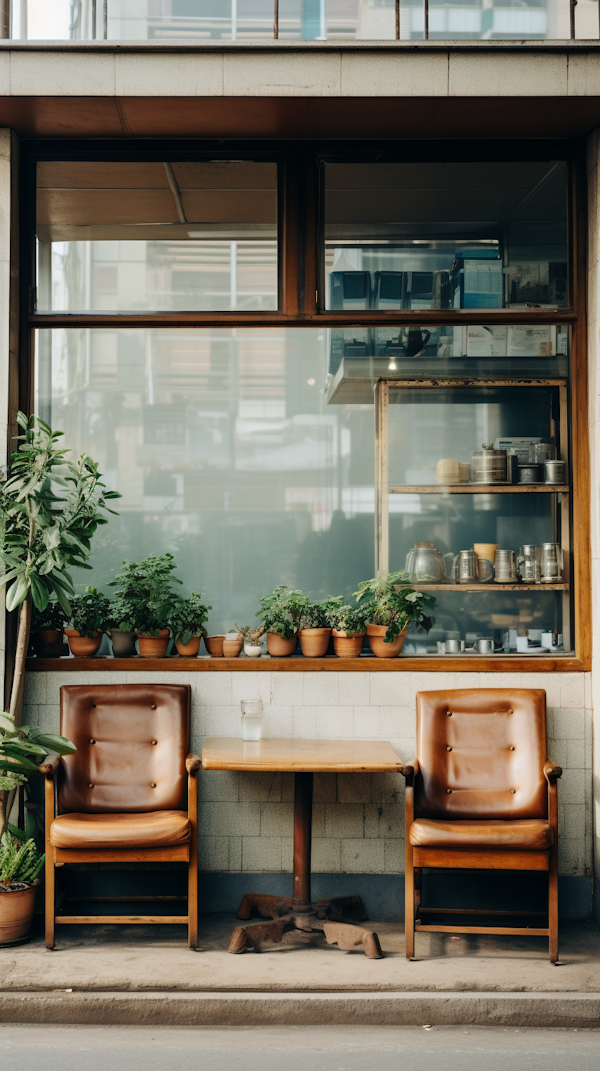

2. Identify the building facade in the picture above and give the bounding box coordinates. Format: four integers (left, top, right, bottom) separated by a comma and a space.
1, 2, 600, 922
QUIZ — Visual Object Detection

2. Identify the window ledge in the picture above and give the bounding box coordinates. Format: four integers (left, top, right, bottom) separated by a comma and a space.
25, 655, 587, 672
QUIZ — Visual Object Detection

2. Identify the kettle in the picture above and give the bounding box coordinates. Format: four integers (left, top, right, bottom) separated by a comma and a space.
405, 542, 453, 584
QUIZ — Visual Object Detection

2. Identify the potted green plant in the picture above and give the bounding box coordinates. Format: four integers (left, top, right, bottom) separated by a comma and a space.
0, 831, 45, 944
354, 572, 436, 658
109, 553, 182, 657
298, 597, 343, 658
256, 585, 308, 656
106, 594, 137, 658
235, 624, 265, 658
0, 709, 76, 840
330, 604, 369, 658
65, 586, 111, 657
165, 592, 212, 657
31, 598, 66, 658
0, 412, 119, 835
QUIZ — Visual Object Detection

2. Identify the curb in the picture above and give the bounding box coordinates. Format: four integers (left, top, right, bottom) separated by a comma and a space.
2, 991, 600, 1027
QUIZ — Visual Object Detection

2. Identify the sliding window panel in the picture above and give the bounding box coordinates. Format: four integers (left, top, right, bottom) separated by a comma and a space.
35, 327, 374, 633
36, 161, 278, 312
323, 160, 569, 311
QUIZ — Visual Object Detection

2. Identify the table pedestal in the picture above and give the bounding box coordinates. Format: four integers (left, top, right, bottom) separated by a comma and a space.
228, 772, 383, 959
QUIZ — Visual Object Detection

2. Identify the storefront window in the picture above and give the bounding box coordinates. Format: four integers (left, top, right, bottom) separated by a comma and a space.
323, 161, 568, 312
36, 161, 278, 312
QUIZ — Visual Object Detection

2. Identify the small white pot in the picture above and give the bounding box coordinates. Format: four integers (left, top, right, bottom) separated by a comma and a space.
244, 644, 262, 658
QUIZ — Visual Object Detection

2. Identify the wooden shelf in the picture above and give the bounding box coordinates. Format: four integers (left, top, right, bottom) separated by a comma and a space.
390, 484, 569, 494
412, 583, 568, 591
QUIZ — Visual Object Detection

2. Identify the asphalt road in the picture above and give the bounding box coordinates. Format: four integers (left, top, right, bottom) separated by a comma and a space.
1, 1024, 600, 1071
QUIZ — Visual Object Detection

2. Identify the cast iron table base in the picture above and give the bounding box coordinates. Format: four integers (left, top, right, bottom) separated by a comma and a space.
227, 772, 383, 959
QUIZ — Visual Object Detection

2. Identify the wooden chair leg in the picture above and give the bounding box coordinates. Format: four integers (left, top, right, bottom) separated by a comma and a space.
405, 845, 415, 959
188, 854, 198, 949
45, 849, 55, 950
549, 844, 558, 963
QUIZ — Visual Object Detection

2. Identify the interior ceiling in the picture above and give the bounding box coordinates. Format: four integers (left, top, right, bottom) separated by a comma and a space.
36, 161, 278, 242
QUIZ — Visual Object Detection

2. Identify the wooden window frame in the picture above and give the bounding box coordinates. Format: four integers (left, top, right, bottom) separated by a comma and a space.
19, 137, 591, 672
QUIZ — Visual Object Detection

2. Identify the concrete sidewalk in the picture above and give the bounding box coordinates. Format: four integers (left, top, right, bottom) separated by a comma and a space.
2, 915, 600, 993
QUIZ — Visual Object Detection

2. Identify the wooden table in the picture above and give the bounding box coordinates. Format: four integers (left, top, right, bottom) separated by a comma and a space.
202, 738, 403, 959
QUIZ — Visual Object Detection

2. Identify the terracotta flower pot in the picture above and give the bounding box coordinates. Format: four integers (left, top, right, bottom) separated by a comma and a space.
367, 623, 408, 659
267, 632, 297, 657
138, 629, 170, 658
175, 636, 201, 657
299, 627, 331, 658
204, 634, 226, 657
110, 629, 137, 657
0, 883, 37, 944
34, 629, 64, 658
332, 629, 366, 658
223, 635, 243, 658
65, 628, 102, 658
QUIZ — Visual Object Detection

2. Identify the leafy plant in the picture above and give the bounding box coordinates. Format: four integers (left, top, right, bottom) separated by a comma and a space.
109, 554, 182, 636
298, 596, 343, 630
32, 598, 65, 633
235, 624, 265, 646
106, 594, 136, 633
0, 831, 44, 889
329, 604, 369, 637
256, 585, 309, 639
353, 572, 436, 643
69, 586, 111, 637
165, 592, 212, 646
0, 710, 76, 838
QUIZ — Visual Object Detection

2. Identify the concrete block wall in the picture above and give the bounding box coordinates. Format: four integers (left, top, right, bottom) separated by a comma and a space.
23, 668, 593, 891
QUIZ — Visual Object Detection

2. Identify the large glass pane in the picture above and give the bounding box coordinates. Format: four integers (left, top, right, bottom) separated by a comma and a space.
35, 328, 374, 632
36, 161, 277, 312
324, 161, 569, 311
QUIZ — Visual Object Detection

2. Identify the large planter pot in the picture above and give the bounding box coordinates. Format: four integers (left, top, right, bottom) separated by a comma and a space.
65, 628, 102, 658
204, 634, 225, 657
332, 629, 366, 658
175, 636, 201, 657
367, 623, 408, 659
34, 628, 64, 658
223, 634, 243, 658
267, 632, 297, 657
138, 629, 170, 658
0, 883, 37, 944
110, 629, 137, 658
299, 627, 331, 658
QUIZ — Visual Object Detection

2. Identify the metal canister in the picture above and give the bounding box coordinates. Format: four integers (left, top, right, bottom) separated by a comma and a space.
518, 463, 540, 484
471, 443, 507, 484
544, 459, 566, 484
529, 442, 557, 464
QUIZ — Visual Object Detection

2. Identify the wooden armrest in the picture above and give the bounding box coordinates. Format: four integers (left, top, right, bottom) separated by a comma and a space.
186, 753, 201, 775
39, 753, 60, 777
400, 758, 419, 783
544, 760, 562, 782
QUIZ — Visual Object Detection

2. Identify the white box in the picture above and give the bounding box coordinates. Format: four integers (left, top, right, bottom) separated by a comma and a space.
507, 325, 556, 357
466, 325, 508, 357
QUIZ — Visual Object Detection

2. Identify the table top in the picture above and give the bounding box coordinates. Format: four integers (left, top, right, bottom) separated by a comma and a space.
202, 738, 402, 773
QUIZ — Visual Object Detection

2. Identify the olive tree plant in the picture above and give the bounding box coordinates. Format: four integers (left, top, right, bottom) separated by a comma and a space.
0, 412, 120, 723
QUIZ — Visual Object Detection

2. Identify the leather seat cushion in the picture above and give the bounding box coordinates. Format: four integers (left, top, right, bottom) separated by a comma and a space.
50, 810, 191, 849
409, 817, 553, 850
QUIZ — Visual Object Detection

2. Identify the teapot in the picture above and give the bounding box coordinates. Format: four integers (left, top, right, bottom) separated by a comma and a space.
405, 542, 453, 584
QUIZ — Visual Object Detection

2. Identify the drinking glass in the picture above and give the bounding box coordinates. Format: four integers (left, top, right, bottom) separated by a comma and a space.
241, 699, 263, 741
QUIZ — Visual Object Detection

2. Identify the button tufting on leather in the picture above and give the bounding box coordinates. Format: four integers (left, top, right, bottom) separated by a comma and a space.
510, 789, 516, 794
88, 783, 94, 789
508, 709, 513, 714
446, 711, 452, 716
151, 740, 157, 745
89, 739, 96, 745
446, 788, 452, 793
509, 746, 515, 751
150, 704, 157, 710
92, 703, 96, 708
446, 746, 452, 752
150, 782, 156, 788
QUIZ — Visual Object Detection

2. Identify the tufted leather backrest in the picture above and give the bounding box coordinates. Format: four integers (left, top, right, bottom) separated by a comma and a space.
58, 684, 191, 814
415, 689, 547, 820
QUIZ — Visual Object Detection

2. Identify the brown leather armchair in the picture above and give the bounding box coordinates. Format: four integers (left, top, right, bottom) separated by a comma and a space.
401, 689, 562, 962
42, 683, 200, 949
